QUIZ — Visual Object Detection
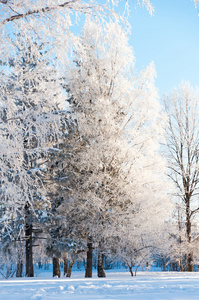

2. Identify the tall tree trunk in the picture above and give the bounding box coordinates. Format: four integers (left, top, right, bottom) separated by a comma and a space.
184, 253, 187, 271
16, 256, 23, 277
161, 255, 166, 271
67, 260, 75, 278
186, 203, 193, 271
63, 253, 68, 277
16, 244, 23, 277
53, 256, 60, 277
187, 252, 194, 271
179, 255, 183, 272
85, 238, 93, 278
127, 263, 134, 276
25, 205, 34, 277
178, 208, 183, 272
97, 251, 106, 277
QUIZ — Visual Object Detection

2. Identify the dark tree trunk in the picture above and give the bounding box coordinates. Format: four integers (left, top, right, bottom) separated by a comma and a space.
161, 256, 166, 271
179, 257, 183, 272
127, 263, 134, 276
178, 208, 183, 272
25, 205, 34, 277
66, 260, 75, 278
172, 263, 176, 271
53, 256, 60, 277
16, 260, 23, 277
97, 251, 106, 277
187, 252, 194, 271
85, 239, 93, 278
186, 202, 193, 271
63, 253, 68, 276
16, 247, 23, 277
184, 253, 187, 271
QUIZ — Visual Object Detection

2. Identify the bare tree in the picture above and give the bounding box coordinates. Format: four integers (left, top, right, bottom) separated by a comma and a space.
165, 82, 199, 271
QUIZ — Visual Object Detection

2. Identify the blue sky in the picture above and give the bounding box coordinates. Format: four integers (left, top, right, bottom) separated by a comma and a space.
128, 0, 199, 96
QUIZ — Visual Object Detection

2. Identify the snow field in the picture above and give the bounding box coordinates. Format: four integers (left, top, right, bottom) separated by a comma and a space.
1, 271, 199, 299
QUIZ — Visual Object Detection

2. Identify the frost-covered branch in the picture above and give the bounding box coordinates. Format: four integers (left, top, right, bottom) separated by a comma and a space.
1, 0, 90, 24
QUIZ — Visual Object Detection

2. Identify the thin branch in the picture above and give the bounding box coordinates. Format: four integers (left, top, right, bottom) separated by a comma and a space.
0, 270, 7, 280
0, 117, 21, 124
2, 0, 78, 24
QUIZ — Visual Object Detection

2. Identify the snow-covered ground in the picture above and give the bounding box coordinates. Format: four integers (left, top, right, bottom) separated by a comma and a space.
1, 270, 199, 299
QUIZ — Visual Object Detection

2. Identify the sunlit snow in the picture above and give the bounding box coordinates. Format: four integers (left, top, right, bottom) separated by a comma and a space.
1, 270, 199, 300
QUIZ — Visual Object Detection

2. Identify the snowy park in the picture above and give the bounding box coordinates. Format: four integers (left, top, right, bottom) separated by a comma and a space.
1, 0, 199, 299
2, 270, 199, 300
0, 271, 199, 300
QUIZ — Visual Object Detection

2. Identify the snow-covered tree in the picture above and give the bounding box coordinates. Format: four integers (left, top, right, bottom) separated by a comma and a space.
0, 0, 154, 221
0, 0, 154, 65
164, 82, 199, 271
0, 0, 154, 26
1, 0, 184, 278
57, 18, 172, 277
0, 37, 64, 215
0, 36, 66, 276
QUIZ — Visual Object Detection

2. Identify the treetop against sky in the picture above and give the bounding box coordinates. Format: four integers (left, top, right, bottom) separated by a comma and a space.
1, 0, 198, 97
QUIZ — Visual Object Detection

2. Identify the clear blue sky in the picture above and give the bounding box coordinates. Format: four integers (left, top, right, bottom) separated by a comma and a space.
128, 0, 199, 96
